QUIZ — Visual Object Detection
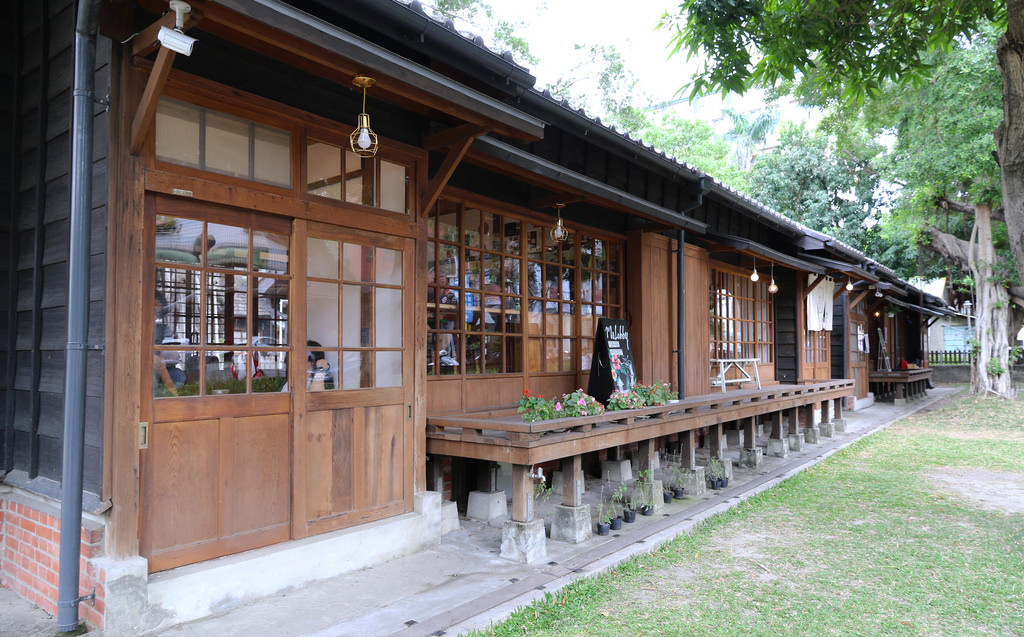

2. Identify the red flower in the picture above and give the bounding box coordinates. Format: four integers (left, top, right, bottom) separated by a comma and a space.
523, 389, 531, 397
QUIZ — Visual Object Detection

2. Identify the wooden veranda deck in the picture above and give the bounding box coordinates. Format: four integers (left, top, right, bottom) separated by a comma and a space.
427, 379, 854, 523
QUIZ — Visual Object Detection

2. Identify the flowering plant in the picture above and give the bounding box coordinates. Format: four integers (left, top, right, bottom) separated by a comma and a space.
517, 389, 556, 423
517, 388, 604, 421
606, 388, 645, 411
633, 381, 678, 406
558, 389, 605, 418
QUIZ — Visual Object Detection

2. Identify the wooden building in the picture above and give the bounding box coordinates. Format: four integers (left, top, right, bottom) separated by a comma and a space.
0, 0, 944, 631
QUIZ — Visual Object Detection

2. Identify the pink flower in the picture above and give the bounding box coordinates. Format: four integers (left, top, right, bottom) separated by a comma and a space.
555, 402, 562, 411
578, 398, 585, 406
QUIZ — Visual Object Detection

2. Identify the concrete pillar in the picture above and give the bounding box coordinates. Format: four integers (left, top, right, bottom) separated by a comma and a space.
740, 447, 763, 469
725, 427, 744, 448
500, 519, 546, 562
550, 504, 592, 544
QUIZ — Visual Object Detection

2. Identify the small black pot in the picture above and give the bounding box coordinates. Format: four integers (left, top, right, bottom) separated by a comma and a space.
610, 516, 623, 530
673, 487, 686, 499
716, 478, 725, 489
708, 479, 719, 490
722, 477, 729, 488
664, 491, 674, 504
640, 505, 654, 516
623, 509, 637, 523
597, 522, 611, 536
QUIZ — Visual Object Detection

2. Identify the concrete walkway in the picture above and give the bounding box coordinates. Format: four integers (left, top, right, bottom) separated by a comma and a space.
0, 386, 961, 637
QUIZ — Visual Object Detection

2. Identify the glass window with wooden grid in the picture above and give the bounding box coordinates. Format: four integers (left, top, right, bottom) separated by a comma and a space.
804, 328, 829, 365
710, 266, 774, 363
426, 200, 622, 376
153, 215, 290, 398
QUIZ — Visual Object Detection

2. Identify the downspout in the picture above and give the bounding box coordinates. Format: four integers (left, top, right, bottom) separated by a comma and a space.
57, 0, 101, 630
676, 229, 686, 397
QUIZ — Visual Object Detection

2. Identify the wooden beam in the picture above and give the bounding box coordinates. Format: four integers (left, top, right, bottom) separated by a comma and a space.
130, 45, 176, 155
422, 124, 486, 151
528, 194, 585, 210
801, 273, 828, 300
849, 290, 869, 310
420, 133, 477, 215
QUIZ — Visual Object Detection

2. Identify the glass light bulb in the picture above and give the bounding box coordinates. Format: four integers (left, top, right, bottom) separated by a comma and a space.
846, 281, 854, 291
768, 280, 778, 293
750, 270, 759, 282
356, 128, 372, 150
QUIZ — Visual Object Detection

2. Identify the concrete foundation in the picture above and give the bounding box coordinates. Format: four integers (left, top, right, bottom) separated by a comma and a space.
768, 438, 789, 458
804, 426, 821, 444
630, 454, 660, 473
550, 504, 592, 544
852, 394, 874, 411
725, 429, 744, 448
739, 447, 763, 470
833, 417, 848, 433
601, 459, 633, 483
678, 467, 706, 496
466, 490, 507, 522
441, 500, 460, 534
787, 433, 804, 451
819, 421, 835, 438
500, 519, 547, 563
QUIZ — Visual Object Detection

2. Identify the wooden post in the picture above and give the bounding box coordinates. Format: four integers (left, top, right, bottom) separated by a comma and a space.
681, 430, 696, 469
637, 439, 655, 476
743, 416, 756, 448
561, 455, 583, 507
786, 407, 800, 435
820, 398, 832, 424
801, 403, 815, 429
770, 411, 783, 440
477, 460, 498, 493
709, 422, 724, 458
833, 397, 844, 420
511, 464, 533, 523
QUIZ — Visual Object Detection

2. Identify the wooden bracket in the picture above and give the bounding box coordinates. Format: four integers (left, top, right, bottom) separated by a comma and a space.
422, 124, 486, 151
130, 45, 176, 155
848, 290, 869, 310
801, 273, 828, 300
420, 131, 480, 215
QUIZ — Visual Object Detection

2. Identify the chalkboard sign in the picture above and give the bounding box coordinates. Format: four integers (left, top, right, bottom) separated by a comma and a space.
586, 318, 637, 404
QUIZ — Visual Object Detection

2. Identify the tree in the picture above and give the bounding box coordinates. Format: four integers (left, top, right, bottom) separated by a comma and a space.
546, 44, 650, 133
640, 113, 750, 191
749, 123, 908, 268
662, 1, 1023, 397
423, 0, 539, 65
721, 107, 778, 170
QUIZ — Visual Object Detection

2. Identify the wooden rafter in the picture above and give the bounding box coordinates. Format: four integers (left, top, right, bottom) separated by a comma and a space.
422, 124, 486, 151
420, 132, 480, 215
130, 45, 176, 155
849, 290, 870, 310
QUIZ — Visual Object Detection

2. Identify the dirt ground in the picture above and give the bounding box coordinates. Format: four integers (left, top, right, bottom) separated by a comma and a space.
927, 468, 1024, 514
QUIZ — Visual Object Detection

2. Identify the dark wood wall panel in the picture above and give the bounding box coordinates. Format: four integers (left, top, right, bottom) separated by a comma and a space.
831, 295, 847, 379
774, 268, 799, 383
1, 0, 109, 491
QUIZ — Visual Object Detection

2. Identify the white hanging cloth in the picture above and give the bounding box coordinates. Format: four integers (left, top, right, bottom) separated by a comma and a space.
805, 274, 835, 332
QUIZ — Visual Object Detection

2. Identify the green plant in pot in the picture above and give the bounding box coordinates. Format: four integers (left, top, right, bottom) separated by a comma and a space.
669, 463, 686, 499
705, 456, 725, 490
595, 486, 612, 535
634, 469, 656, 515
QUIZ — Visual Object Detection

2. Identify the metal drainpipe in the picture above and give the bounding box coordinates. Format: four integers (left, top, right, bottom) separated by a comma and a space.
677, 229, 686, 397
57, 0, 101, 630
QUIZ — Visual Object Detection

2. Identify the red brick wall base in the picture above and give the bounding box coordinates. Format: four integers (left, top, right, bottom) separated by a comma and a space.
0, 495, 106, 630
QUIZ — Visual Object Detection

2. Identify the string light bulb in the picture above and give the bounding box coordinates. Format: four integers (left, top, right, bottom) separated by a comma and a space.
750, 256, 759, 282
846, 278, 854, 291
549, 203, 570, 243
768, 262, 778, 293
349, 75, 379, 157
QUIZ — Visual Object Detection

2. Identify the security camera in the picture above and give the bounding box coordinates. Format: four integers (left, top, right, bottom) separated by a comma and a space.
157, 26, 197, 56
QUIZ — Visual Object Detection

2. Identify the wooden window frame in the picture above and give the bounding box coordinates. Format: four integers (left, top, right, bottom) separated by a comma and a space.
709, 262, 775, 365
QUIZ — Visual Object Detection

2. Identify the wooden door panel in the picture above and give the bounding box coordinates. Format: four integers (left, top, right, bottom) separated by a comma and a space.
361, 404, 405, 509
221, 414, 291, 537
683, 245, 710, 397
144, 419, 220, 553
305, 409, 353, 521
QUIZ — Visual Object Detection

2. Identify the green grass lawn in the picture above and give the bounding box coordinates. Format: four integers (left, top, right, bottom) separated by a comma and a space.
473, 393, 1024, 637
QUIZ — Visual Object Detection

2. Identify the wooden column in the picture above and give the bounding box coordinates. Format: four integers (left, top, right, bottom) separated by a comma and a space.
681, 430, 696, 469
770, 411, 783, 440
637, 439, 656, 476
743, 416, 757, 448
709, 422, 724, 458
477, 460, 499, 492
511, 464, 533, 523
801, 403, 815, 429
561, 455, 583, 507
820, 398, 832, 424
786, 407, 800, 435
833, 397, 844, 420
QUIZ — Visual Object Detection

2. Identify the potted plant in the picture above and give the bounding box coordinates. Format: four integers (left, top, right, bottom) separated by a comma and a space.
635, 469, 655, 515
705, 456, 725, 489
670, 464, 686, 499
595, 486, 612, 535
